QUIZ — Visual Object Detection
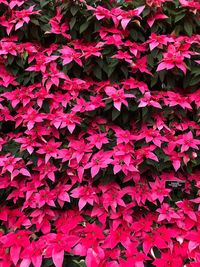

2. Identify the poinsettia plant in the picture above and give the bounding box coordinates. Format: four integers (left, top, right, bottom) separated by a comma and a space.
0, 0, 200, 266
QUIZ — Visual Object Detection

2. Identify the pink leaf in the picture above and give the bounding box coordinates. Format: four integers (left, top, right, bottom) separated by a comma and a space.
113, 165, 121, 174
151, 101, 162, 109
79, 199, 87, 210
96, 15, 105, 20
156, 62, 167, 72
135, 5, 145, 15
138, 101, 147, 108
10, 246, 21, 265
148, 152, 159, 162
62, 57, 72, 65
52, 249, 64, 267
176, 63, 187, 74
32, 255, 42, 267
149, 42, 158, 51
67, 124, 75, 134
27, 146, 34, 154
59, 192, 70, 202
27, 121, 34, 130
173, 160, 181, 172
91, 166, 100, 177
85, 248, 101, 267
188, 241, 199, 252
20, 168, 31, 177
121, 18, 131, 30
114, 101, 121, 111
15, 21, 24, 30
20, 259, 31, 267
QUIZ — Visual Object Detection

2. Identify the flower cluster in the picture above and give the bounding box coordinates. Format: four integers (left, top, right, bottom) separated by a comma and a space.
0, 0, 200, 266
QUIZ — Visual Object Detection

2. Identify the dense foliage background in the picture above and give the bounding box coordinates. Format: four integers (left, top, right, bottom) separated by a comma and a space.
0, 0, 200, 266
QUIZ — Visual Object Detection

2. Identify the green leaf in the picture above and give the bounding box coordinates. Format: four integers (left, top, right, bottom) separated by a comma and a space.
40, 0, 50, 8
31, 19, 40, 26
23, 51, 28, 61
94, 21, 101, 32
174, 25, 182, 35
80, 21, 90, 34
93, 66, 102, 80
120, 65, 129, 78
184, 20, 193, 36
6, 55, 14, 65
142, 7, 150, 18
191, 67, 200, 76
174, 12, 185, 23
107, 67, 115, 78
141, 107, 148, 118
189, 75, 200, 86
147, 54, 154, 68
73, 260, 86, 267
112, 108, 120, 121
151, 74, 158, 87
122, 111, 129, 124
129, 103, 138, 112
70, 5, 79, 16
70, 17, 76, 29
159, 70, 166, 83
42, 259, 53, 267
3, 141, 20, 155
130, 29, 138, 41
